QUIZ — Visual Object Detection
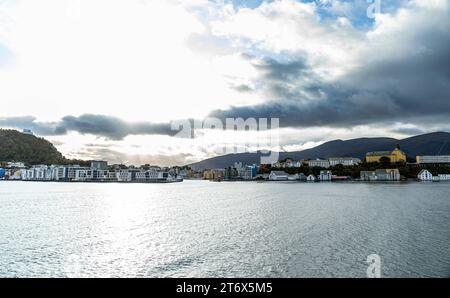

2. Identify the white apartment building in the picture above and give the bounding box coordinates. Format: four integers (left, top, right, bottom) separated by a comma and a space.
319, 170, 333, 181
361, 169, 401, 181
22, 165, 58, 181
135, 169, 168, 181
63, 166, 86, 181
417, 169, 433, 181
306, 159, 330, 168
416, 156, 450, 164
73, 168, 116, 181
438, 174, 450, 181
116, 170, 132, 182
329, 157, 361, 167
74, 168, 93, 181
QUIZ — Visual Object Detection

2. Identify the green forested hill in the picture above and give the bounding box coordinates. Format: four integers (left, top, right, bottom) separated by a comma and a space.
0, 129, 67, 165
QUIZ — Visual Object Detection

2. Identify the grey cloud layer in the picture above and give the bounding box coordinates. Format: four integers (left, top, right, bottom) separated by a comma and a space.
0, 114, 181, 140
210, 3, 450, 129
210, 41, 450, 127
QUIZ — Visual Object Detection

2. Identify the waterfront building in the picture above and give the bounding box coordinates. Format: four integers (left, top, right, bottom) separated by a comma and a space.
240, 165, 257, 180
224, 167, 238, 180
365, 146, 406, 163
135, 169, 159, 181
319, 170, 332, 181
287, 174, 299, 181
375, 169, 401, 181
116, 170, 133, 182
306, 159, 330, 168
361, 169, 401, 181
438, 174, 450, 181
55, 165, 86, 181
417, 169, 433, 181
307, 174, 316, 182
269, 171, 288, 181
94, 170, 117, 181
203, 169, 225, 181
74, 168, 93, 181
329, 157, 361, 166
416, 155, 450, 164
68, 166, 86, 181
360, 171, 376, 181
22, 165, 58, 181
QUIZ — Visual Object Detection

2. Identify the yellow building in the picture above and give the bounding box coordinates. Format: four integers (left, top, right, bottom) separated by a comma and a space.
365, 147, 407, 163
203, 169, 225, 180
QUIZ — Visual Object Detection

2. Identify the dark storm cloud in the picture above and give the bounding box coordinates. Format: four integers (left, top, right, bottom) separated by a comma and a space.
0, 114, 183, 140
254, 57, 308, 81
210, 22, 450, 128
245, 56, 318, 100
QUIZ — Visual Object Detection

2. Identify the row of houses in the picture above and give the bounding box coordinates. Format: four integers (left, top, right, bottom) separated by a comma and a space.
203, 163, 258, 181
268, 170, 336, 182
272, 147, 450, 168
272, 157, 362, 169
5, 161, 183, 183
360, 169, 401, 181
417, 169, 450, 181
416, 156, 450, 164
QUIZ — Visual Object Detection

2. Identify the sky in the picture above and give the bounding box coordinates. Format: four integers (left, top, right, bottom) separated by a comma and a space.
0, 0, 449, 166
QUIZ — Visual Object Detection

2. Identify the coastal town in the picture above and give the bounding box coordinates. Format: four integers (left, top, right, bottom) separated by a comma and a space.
1, 146, 449, 183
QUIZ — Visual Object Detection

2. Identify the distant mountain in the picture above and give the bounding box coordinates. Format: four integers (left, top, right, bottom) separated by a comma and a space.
189, 132, 450, 170
0, 129, 70, 166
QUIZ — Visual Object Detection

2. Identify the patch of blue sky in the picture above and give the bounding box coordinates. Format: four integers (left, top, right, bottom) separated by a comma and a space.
307, 0, 408, 29
220, 0, 407, 30
0, 43, 14, 68
225, 0, 269, 9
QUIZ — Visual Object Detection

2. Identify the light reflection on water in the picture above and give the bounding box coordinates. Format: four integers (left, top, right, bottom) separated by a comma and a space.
0, 180, 449, 277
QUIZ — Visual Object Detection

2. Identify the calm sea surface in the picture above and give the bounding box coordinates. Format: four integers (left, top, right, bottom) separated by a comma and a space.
0, 180, 449, 277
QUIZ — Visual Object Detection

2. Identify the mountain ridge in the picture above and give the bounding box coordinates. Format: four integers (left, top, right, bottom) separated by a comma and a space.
189, 132, 450, 170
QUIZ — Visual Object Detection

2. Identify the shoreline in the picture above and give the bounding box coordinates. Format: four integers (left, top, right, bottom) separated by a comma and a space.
1, 179, 448, 184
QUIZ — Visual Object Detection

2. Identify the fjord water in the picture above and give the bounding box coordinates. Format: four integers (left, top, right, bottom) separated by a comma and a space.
0, 180, 449, 278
